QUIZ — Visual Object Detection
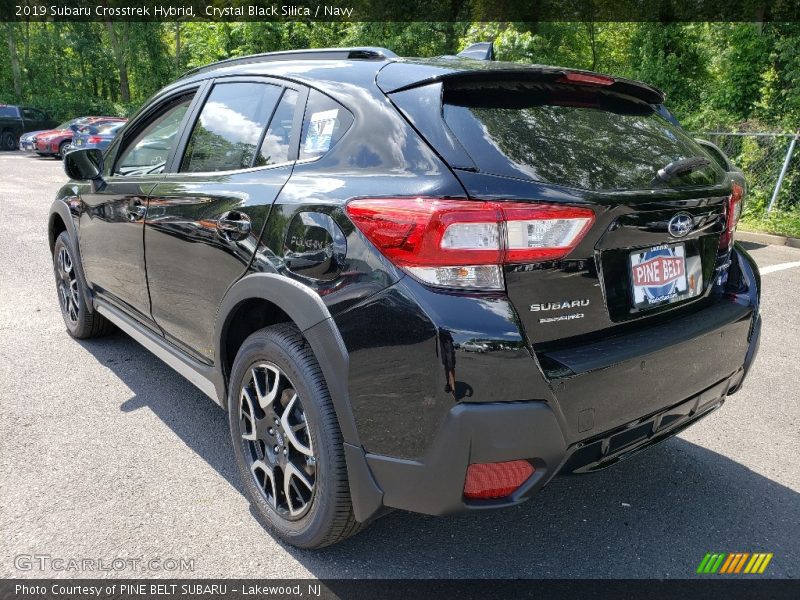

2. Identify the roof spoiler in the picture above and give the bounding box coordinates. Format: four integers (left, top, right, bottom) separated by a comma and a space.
457, 42, 495, 61
380, 67, 666, 105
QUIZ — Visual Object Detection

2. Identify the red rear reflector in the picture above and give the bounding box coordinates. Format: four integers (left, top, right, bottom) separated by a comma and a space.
463, 460, 535, 500
557, 72, 615, 86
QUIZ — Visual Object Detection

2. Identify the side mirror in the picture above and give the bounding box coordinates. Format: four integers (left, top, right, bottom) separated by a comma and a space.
64, 148, 104, 181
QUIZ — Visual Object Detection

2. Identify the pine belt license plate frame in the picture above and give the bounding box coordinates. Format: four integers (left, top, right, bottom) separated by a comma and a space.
628, 243, 703, 311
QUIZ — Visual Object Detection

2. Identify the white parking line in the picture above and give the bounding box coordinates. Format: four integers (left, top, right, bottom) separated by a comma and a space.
760, 261, 800, 275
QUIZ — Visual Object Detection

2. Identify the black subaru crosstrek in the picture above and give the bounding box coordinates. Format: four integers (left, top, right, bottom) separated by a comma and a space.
49, 45, 761, 549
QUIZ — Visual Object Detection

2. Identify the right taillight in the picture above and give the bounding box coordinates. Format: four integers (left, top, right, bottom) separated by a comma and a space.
719, 182, 744, 250
345, 197, 594, 290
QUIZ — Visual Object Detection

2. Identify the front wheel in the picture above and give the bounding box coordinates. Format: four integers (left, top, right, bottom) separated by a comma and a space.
52, 232, 114, 338
228, 324, 363, 548
57, 141, 70, 159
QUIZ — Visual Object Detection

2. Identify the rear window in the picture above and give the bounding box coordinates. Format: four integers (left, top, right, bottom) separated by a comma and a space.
100, 123, 125, 135
0, 106, 18, 118
442, 81, 724, 191
82, 122, 125, 135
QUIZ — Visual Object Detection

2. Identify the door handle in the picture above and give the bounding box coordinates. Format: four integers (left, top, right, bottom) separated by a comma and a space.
216, 211, 251, 240
127, 200, 147, 222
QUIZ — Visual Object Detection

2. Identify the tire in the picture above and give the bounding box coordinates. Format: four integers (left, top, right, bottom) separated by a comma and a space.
228, 323, 363, 548
57, 141, 70, 159
52, 232, 115, 339
1, 130, 16, 151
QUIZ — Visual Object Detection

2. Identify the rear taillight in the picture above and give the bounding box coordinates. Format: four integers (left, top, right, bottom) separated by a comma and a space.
463, 460, 535, 500
345, 198, 594, 290
719, 182, 744, 250
87, 136, 103, 144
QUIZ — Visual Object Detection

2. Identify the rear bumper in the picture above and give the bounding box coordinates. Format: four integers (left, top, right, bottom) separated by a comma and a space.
356, 367, 746, 517
360, 401, 567, 516
348, 245, 761, 520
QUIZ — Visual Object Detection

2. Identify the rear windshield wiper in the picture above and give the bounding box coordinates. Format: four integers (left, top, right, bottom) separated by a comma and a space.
656, 156, 711, 182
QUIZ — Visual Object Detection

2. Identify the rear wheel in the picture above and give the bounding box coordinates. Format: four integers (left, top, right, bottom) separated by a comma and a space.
228, 324, 363, 548
52, 232, 114, 338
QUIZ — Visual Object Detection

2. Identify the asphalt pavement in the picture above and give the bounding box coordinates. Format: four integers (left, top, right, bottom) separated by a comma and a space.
1, 151, 798, 579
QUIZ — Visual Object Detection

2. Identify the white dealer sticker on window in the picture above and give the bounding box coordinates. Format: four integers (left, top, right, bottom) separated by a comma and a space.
303, 109, 338, 154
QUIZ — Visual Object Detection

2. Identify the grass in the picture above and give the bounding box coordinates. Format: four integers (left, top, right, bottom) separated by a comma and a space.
739, 206, 800, 238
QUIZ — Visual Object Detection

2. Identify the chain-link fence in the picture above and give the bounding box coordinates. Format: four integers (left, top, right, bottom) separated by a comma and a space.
693, 131, 799, 213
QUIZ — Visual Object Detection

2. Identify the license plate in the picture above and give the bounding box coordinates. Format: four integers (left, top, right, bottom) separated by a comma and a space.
76, 139, 83, 146
629, 243, 702, 310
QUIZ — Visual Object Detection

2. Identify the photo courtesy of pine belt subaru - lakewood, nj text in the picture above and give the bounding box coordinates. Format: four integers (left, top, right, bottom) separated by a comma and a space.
49, 44, 761, 549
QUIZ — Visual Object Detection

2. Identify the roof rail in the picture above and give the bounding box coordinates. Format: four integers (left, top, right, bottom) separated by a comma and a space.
185, 47, 398, 76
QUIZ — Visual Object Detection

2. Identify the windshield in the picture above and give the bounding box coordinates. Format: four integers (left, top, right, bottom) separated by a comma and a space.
443, 80, 724, 191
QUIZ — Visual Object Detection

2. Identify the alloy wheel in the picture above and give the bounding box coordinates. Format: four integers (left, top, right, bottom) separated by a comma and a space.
239, 362, 316, 520
56, 246, 80, 326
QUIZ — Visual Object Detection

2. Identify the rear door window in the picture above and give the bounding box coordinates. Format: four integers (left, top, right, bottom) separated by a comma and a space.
442, 81, 724, 191
255, 88, 299, 167
180, 82, 282, 173
299, 90, 353, 161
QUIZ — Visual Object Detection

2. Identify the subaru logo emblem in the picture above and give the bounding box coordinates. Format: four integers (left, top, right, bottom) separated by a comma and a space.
668, 213, 694, 238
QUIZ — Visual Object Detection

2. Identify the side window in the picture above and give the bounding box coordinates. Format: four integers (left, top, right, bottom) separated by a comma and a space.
115, 95, 193, 176
255, 89, 298, 167
299, 90, 353, 161
180, 82, 282, 173
22, 108, 36, 120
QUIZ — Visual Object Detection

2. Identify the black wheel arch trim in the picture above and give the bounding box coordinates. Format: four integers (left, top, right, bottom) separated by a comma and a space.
215, 272, 380, 521
214, 272, 360, 447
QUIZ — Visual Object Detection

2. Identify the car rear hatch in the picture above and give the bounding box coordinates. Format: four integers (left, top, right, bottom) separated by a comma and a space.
380, 60, 745, 439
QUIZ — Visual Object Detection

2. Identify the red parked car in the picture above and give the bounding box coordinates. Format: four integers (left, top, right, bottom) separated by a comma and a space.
33, 116, 125, 159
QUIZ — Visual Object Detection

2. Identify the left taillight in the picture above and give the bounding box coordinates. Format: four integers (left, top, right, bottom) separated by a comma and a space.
345, 197, 594, 290
719, 182, 744, 250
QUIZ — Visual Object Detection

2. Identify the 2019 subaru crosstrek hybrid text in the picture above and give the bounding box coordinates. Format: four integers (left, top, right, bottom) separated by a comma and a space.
49, 46, 761, 548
